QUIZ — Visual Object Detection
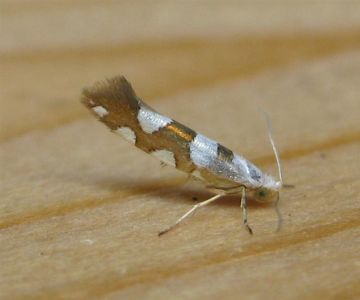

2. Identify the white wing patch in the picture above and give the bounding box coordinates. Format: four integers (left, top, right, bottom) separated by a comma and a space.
231, 154, 250, 176
92, 106, 108, 118
116, 127, 136, 144
151, 149, 176, 167
138, 106, 172, 134
190, 134, 218, 168
228, 154, 269, 188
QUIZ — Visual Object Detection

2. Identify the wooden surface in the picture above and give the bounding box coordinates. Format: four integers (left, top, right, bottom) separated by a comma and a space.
1, 1, 360, 299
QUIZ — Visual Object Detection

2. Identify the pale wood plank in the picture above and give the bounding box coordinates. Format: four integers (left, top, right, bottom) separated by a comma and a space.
1, 2, 360, 300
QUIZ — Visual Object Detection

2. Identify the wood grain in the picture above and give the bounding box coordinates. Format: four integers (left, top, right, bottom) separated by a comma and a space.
1, 2, 360, 300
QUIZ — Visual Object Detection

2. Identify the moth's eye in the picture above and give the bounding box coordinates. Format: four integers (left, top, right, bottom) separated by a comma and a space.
258, 190, 266, 198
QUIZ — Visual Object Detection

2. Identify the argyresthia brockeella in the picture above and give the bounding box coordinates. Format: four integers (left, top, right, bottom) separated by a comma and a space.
82, 76, 283, 235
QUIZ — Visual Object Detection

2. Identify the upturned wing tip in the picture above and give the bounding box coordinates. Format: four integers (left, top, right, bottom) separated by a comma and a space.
81, 75, 137, 108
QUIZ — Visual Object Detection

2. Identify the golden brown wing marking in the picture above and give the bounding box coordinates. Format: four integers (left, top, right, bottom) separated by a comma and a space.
217, 144, 234, 163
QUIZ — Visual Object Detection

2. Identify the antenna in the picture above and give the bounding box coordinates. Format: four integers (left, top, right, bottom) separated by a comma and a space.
261, 110, 283, 232
262, 111, 283, 185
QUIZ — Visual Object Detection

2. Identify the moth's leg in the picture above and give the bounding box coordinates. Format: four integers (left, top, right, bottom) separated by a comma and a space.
158, 194, 224, 236
274, 192, 283, 232
240, 187, 253, 235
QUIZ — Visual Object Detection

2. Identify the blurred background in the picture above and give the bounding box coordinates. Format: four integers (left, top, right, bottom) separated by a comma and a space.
2, 1, 360, 141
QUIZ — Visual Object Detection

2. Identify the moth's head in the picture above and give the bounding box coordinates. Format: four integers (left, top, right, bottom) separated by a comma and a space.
248, 175, 281, 203
251, 187, 279, 203
249, 185, 283, 232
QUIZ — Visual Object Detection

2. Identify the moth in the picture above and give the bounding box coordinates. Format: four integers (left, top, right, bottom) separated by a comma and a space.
81, 76, 284, 235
